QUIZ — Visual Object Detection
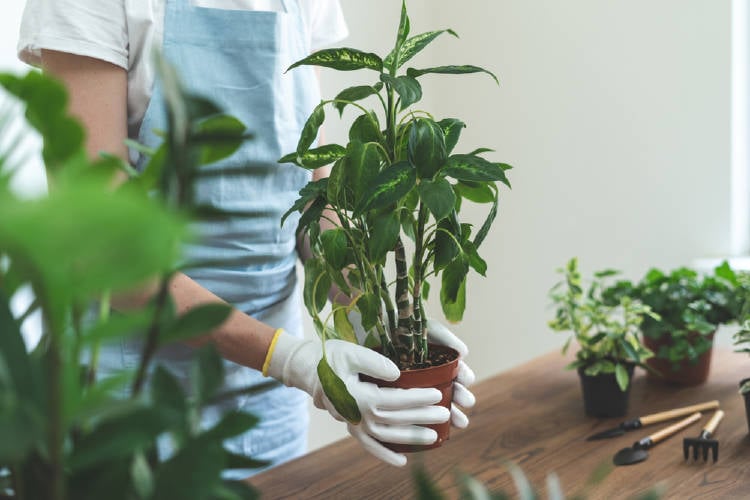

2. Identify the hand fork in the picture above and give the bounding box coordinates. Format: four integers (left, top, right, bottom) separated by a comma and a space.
683, 410, 724, 462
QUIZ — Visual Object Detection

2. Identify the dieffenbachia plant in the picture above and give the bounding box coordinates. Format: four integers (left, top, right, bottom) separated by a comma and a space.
548, 258, 657, 391
282, 0, 511, 372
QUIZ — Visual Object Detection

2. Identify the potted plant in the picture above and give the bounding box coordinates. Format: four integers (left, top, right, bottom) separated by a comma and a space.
280, 0, 510, 450
548, 258, 656, 418
603, 262, 744, 386
0, 67, 266, 499
734, 319, 750, 433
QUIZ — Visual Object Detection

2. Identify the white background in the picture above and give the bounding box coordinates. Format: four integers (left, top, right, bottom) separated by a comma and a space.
1, 0, 739, 453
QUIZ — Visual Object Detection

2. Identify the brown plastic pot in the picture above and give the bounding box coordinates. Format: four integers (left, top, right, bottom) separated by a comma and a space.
361, 343, 459, 453
643, 331, 715, 386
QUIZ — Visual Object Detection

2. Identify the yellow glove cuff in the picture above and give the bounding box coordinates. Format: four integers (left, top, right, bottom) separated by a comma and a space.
261, 328, 284, 377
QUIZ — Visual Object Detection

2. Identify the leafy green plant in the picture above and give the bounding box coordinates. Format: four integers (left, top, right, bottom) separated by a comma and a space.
734, 321, 750, 394
604, 262, 745, 371
548, 258, 656, 391
281, 0, 510, 375
0, 65, 266, 500
412, 460, 664, 500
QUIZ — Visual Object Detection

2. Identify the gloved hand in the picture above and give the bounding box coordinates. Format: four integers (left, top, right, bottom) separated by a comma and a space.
264, 330, 450, 466
347, 311, 477, 429
424, 320, 476, 429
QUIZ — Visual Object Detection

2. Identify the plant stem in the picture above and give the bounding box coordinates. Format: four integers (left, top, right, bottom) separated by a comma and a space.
394, 237, 414, 359
379, 270, 397, 339
413, 203, 429, 362
131, 277, 170, 397
44, 295, 66, 500
10, 464, 23, 500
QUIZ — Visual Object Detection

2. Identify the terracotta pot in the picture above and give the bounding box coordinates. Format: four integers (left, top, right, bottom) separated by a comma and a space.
643, 331, 715, 386
577, 363, 635, 418
361, 343, 460, 453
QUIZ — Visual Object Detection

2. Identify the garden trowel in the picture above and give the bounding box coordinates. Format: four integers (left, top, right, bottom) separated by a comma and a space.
586, 400, 719, 441
613, 411, 702, 466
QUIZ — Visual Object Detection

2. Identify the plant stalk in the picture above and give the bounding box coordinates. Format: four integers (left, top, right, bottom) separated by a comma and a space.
131, 278, 170, 397
394, 237, 414, 359
413, 203, 429, 362
43, 295, 66, 500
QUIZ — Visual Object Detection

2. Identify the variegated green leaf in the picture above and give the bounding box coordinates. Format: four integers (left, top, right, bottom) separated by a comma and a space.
380, 74, 422, 110
320, 228, 351, 270
473, 186, 498, 249
408, 118, 447, 179
333, 83, 383, 116
454, 180, 495, 204
279, 144, 346, 170
443, 154, 510, 184
281, 177, 328, 228
357, 292, 381, 332
384, 29, 459, 71
441, 258, 468, 322
407, 65, 499, 85
297, 105, 325, 155
386, 0, 411, 72
368, 211, 401, 262
288, 48, 383, 73
438, 118, 465, 154
435, 213, 461, 270
357, 161, 416, 214
418, 177, 455, 222
349, 112, 382, 144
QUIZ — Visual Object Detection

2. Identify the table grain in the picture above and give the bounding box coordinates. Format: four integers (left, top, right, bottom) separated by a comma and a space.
250, 348, 750, 499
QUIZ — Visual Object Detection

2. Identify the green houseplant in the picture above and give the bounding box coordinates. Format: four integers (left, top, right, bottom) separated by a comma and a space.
603, 262, 744, 386
280, 0, 510, 449
0, 66, 268, 499
548, 258, 656, 418
734, 318, 750, 433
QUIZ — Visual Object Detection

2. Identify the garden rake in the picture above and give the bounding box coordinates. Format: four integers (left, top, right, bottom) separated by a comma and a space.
683, 409, 724, 463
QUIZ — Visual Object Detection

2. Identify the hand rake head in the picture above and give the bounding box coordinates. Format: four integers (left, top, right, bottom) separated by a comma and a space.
683, 409, 724, 463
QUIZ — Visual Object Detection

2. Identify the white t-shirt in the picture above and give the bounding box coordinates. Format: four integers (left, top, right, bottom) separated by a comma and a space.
18, 0, 348, 139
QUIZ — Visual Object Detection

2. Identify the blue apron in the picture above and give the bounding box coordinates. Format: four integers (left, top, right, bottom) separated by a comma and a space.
110, 0, 318, 477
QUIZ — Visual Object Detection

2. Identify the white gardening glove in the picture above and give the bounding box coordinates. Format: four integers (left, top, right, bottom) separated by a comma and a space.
424, 319, 476, 429
347, 311, 476, 429
265, 330, 450, 467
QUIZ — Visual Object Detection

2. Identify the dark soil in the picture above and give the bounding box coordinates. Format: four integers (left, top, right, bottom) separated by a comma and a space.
394, 343, 459, 371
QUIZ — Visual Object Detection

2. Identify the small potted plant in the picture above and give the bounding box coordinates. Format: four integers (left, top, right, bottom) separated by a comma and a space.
549, 258, 656, 418
603, 262, 743, 386
281, 0, 510, 450
734, 320, 750, 433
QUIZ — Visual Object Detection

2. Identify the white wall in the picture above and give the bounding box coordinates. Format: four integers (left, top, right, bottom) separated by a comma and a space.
1, 0, 45, 198
309, 0, 732, 450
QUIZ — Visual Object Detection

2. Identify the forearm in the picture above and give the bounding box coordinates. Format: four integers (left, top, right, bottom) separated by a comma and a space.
113, 273, 275, 371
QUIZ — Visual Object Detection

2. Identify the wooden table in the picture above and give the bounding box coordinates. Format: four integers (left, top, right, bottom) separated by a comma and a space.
251, 348, 750, 499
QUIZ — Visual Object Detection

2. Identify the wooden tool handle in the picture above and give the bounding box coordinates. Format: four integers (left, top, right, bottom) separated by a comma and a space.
649, 412, 702, 444
640, 400, 719, 425
703, 410, 725, 434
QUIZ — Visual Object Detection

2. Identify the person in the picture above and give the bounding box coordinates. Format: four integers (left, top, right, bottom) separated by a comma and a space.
17, 0, 475, 475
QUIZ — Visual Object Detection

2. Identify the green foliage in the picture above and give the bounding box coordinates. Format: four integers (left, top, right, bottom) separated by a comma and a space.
282, 0, 511, 409
548, 258, 656, 391
0, 64, 265, 499
604, 262, 748, 370
411, 459, 659, 500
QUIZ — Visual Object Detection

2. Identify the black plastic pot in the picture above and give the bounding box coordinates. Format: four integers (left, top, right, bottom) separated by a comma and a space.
577, 364, 635, 418
741, 378, 750, 434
